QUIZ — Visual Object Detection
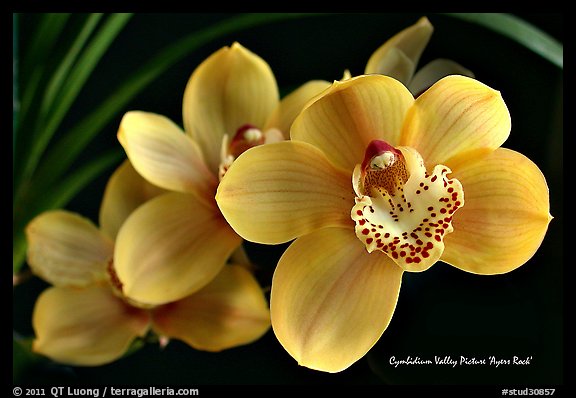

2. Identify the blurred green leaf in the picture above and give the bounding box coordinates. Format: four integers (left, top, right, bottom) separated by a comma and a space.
13, 333, 38, 383
13, 233, 27, 277
39, 13, 104, 124
13, 14, 18, 159
16, 14, 73, 177
445, 13, 563, 69
21, 13, 133, 188
19, 13, 71, 120
20, 13, 71, 81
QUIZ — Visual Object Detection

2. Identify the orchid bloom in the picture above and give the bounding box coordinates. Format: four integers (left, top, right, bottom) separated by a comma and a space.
26, 160, 270, 366
364, 16, 474, 95
116, 42, 330, 306
216, 74, 552, 372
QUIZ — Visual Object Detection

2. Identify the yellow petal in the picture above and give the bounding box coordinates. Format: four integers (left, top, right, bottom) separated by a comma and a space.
442, 148, 552, 274
368, 47, 416, 85
264, 79, 331, 137
99, 160, 166, 240
271, 227, 403, 373
117, 111, 217, 201
401, 75, 511, 170
183, 42, 279, 174
365, 16, 434, 84
32, 285, 150, 366
114, 192, 242, 305
152, 265, 270, 351
408, 58, 474, 96
216, 141, 354, 244
291, 75, 414, 172
26, 211, 113, 287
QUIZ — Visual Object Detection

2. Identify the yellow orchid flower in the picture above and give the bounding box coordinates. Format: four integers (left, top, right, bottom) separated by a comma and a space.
216, 74, 552, 373
364, 16, 474, 95
26, 160, 271, 366
115, 42, 330, 305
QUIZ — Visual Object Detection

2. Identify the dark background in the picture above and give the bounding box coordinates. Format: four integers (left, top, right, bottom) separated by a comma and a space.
13, 13, 564, 387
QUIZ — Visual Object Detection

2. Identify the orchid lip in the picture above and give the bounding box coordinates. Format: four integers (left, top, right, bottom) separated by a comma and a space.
229, 124, 265, 158
351, 140, 464, 272
219, 124, 284, 180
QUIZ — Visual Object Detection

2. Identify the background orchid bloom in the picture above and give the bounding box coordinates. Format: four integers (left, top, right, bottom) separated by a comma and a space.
216, 74, 552, 372
26, 160, 271, 366
365, 16, 474, 95
116, 42, 330, 306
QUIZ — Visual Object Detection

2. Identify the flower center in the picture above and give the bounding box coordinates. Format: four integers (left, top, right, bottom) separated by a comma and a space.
351, 140, 464, 272
219, 124, 284, 180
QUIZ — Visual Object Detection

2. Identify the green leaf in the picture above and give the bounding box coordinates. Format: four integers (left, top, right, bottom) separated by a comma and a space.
19, 13, 71, 117
20, 13, 133, 190
13, 237, 27, 278
13, 14, 19, 159
20, 13, 72, 82
444, 13, 563, 69
13, 333, 39, 384
38, 13, 104, 124
16, 14, 72, 159
16, 13, 71, 180
15, 14, 103, 188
